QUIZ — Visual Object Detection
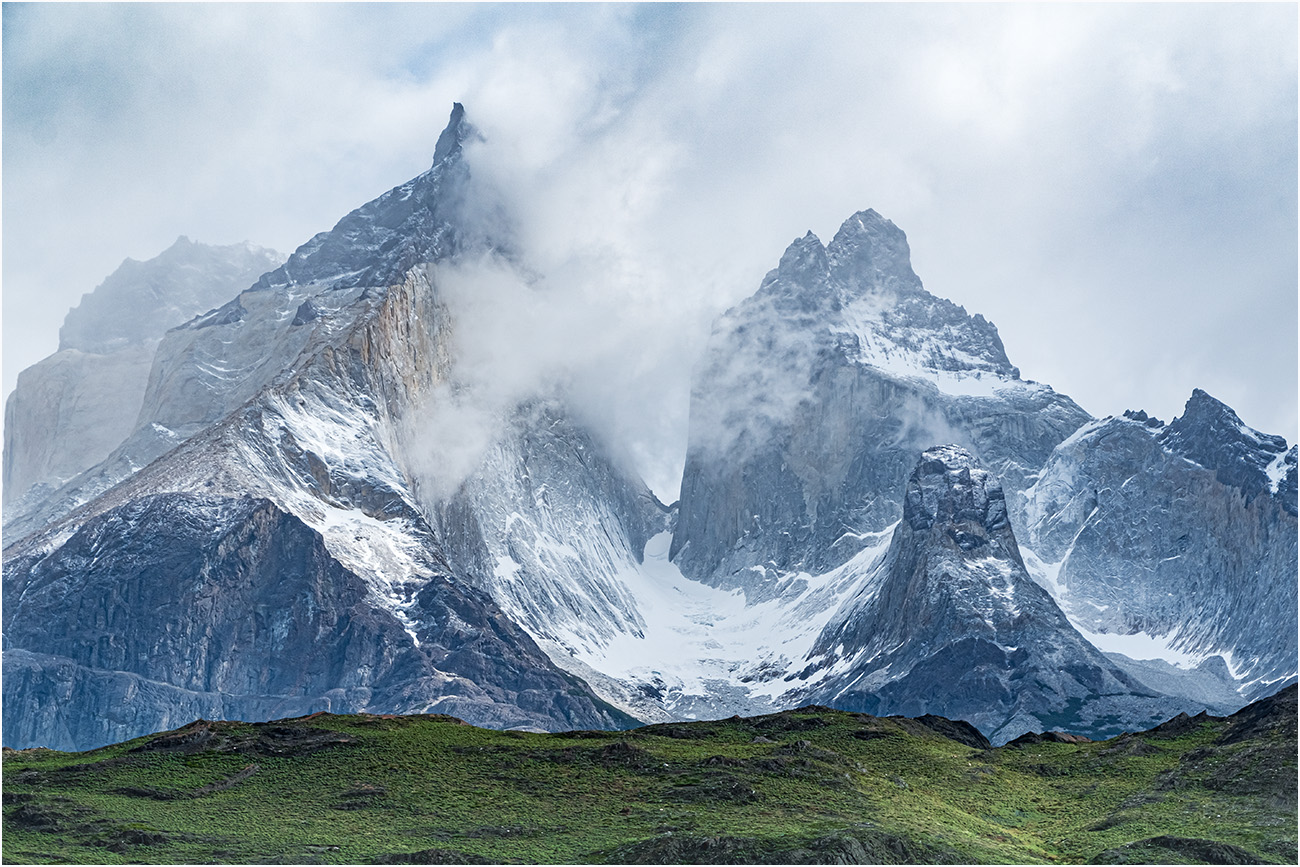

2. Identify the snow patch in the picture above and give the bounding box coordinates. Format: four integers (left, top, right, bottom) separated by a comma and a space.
1020, 546, 1068, 600
540, 529, 894, 716
1265, 450, 1291, 493
1073, 624, 1209, 670
1024, 541, 1220, 671
303, 505, 431, 648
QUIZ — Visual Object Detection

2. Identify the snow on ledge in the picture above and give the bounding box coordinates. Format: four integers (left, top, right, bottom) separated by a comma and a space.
1073, 623, 1209, 670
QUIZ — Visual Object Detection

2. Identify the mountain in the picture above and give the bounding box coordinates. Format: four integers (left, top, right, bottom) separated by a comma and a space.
795, 445, 1177, 744
404, 207, 1290, 739
1, 105, 633, 750
1022, 393, 1298, 699
2, 237, 283, 522
3, 104, 1294, 753
639, 209, 1293, 735
670, 211, 1090, 596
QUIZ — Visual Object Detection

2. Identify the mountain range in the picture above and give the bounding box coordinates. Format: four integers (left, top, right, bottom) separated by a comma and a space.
3, 104, 1294, 752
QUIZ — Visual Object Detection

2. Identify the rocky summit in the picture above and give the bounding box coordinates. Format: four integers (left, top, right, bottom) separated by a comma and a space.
2, 104, 1295, 755
2, 105, 632, 749
797, 446, 1177, 744
670, 210, 1089, 593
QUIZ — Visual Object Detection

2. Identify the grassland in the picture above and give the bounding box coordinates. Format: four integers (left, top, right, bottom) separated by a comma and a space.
3, 686, 1295, 864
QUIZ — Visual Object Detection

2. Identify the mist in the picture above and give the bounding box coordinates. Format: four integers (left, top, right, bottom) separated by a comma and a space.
6, 3, 1296, 503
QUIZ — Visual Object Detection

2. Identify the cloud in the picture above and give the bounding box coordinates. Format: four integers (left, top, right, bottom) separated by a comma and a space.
4, 3, 1296, 501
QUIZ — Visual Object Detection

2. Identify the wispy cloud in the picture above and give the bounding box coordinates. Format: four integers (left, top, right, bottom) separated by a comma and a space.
5, 3, 1295, 498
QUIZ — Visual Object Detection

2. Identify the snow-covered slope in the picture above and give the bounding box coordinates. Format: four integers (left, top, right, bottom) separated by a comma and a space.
426, 398, 670, 656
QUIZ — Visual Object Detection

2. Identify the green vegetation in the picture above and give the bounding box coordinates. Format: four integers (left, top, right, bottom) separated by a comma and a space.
3, 691, 1295, 864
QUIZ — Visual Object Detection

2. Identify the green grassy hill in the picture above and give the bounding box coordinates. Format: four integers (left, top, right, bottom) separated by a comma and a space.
3, 686, 1294, 864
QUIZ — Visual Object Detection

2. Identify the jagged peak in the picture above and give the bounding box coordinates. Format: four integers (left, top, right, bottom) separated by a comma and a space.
1158, 388, 1291, 504
155, 236, 278, 263
432, 102, 479, 168
1180, 388, 1243, 425
1164, 388, 1287, 452
834, 208, 897, 239
826, 208, 922, 296
904, 445, 1010, 539
775, 230, 829, 286
1121, 409, 1166, 429
916, 444, 982, 475
251, 102, 485, 294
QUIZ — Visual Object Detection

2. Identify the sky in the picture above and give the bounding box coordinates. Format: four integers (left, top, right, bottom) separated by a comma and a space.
4, 2, 1297, 499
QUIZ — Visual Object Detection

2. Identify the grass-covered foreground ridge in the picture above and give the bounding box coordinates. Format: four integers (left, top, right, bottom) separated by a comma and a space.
3, 686, 1295, 865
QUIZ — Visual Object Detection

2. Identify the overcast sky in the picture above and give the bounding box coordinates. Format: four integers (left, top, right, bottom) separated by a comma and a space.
4, 2, 1296, 497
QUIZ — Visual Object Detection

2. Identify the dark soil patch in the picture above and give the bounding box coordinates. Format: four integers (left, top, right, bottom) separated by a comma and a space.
600, 741, 655, 768
372, 848, 494, 864
893, 715, 991, 750
527, 740, 656, 770
8, 802, 76, 831
1007, 731, 1092, 747
1089, 835, 1268, 864
753, 755, 811, 772
102, 828, 169, 853
254, 726, 357, 757
1097, 735, 1160, 758
337, 783, 387, 811
130, 720, 355, 758
1147, 712, 1211, 740
851, 729, 898, 741
604, 826, 958, 864
750, 711, 831, 734
551, 729, 611, 740
701, 755, 748, 768
663, 773, 759, 804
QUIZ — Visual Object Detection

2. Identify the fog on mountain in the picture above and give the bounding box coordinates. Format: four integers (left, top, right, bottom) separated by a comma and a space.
2, 106, 1294, 756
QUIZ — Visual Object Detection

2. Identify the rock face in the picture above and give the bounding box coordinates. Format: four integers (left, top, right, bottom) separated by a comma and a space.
428, 398, 671, 656
797, 446, 1176, 744
136, 104, 486, 444
2, 494, 629, 752
1160, 389, 1296, 510
2, 238, 283, 518
1023, 395, 1298, 699
1, 105, 634, 750
671, 210, 1089, 596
